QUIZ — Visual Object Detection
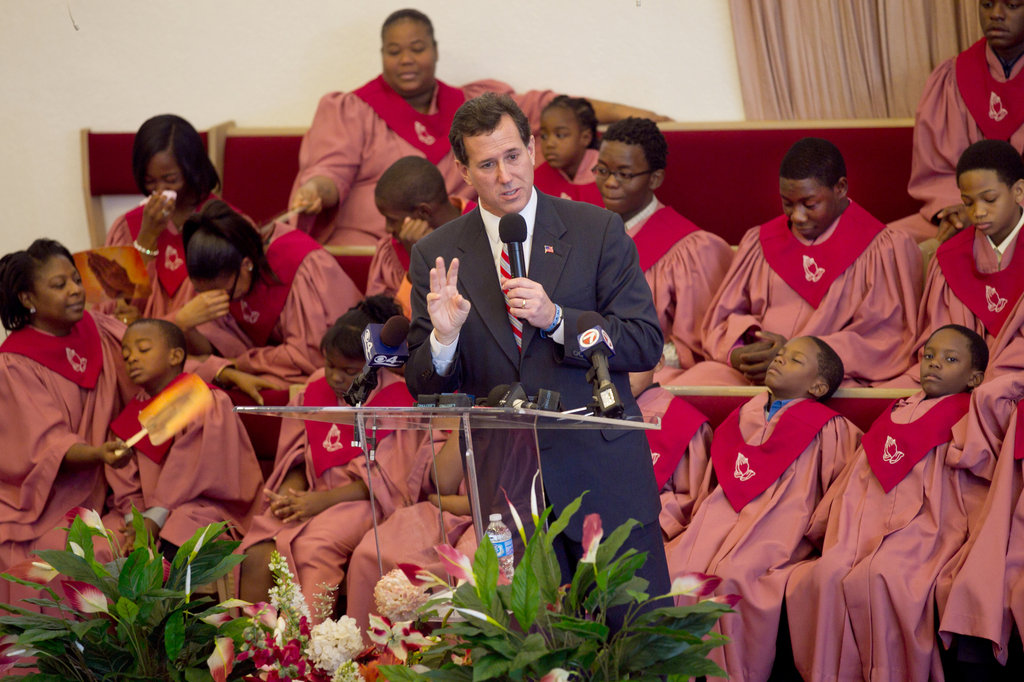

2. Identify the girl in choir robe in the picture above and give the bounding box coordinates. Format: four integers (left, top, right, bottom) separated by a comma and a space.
665, 336, 860, 682
628, 361, 713, 541
594, 117, 734, 377
288, 9, 667, 246
680, 138, 921, 388
103, 114, 223, 328
894, 140, 1024, 387
105, 319, 263, 561
0, 239, 134, 611
533, 96, 603, 206
786, 325, 989, 682
238, 296, 441, 616
181, 199, 360, 388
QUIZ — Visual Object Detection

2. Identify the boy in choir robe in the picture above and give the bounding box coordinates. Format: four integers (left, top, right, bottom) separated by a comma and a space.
680, 137, 922, 387
366, 155, 470, 315
106, 319, 263, 560
665, 336, 860, 682
786, 325, 989, 682
594, 117, 733, 375
896, 140, 1024, 387
628, 359, 713, 542
890, 0, 1024, 243
238, 297, 443, 617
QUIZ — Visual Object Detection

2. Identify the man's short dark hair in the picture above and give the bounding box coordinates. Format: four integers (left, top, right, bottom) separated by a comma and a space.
779, 137, 847, 187
956, 139, 1024, 188
449, 93, 531, 165
601, 117, 668, 171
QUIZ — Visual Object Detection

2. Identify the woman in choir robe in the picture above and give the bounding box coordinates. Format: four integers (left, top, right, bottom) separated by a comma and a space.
182, 199, 360, 388
238, 296, 442, 617
288, 8, 668, 246
533, 96, 603, 206
0, 239, 134, 611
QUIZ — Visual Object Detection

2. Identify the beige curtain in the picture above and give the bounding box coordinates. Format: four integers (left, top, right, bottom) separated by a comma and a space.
730, 0, 981, 119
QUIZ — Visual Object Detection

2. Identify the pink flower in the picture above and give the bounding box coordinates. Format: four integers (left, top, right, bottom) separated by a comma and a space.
367, 614, 434, 663
64, 507, 105, 533
3, 559, 58, 584
435, 543, 475, 586
539, 668, 574, 681
243, 601, 278, 628
61, 580, 109, 614
708, 593, 742, 608
207, 636, 235, 682
397, 562, 426, 586
580, 514, 603, 564
0, 635, 28, 675
667, 571, 723, 599
162, 558, 171, 582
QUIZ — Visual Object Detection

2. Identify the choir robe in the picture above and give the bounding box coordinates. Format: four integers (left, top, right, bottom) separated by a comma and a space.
664, 392, 861, 682
0, 313, 133, 611
532, 149, 603, 206
240, 370, 440, 613
627, 201, 733, 380
786, 392, 989, 682
194, 221, 360, 387
634, 384, 713, 541
292, 79, 553, 246
105, 384, 264, 547
344, 496, 476, 636
939, 376, 1024, 663
890, 39, 1024, 242
681, 205, 922, 386
889, 226, 1024, 388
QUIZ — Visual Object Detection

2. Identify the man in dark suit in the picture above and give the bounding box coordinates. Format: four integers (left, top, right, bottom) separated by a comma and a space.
405, 92, 670, 598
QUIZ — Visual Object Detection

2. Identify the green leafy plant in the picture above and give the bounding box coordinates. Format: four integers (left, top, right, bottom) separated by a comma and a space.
0, 507, 254, 681
378, 488, 737, 681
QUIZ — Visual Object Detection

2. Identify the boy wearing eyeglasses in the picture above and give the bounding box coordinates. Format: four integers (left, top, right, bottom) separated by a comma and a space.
594, 117, 733, 378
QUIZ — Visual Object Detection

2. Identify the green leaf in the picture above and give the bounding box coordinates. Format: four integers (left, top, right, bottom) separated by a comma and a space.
508, 632, 548, 672
376, 664, 431, 681
470, 538, 500, 614
470, 653, 510, 681
115, 596, 140, 624
32, 549, 102, 585
509, 540, 540, 632
593, 517, 638, 570
548, 613, 610, 641
165, 609, 185, 661
543, 494, 583, 551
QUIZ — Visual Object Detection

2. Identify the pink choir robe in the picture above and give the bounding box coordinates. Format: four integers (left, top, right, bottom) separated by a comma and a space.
665, 393, 861, 682
891, 39, 1024, 242
532, 149, 603, 206
293, 78, 553, 246
0, 313, 133, 611
939, 376, 1024, 663
105, 380, 264, 547
628, 201, 733, 379
345, 495, 476, 636
634, 385, 713, 541
891, 226, 1024, 387
194, 221, 360, 387
785, 392, 989, 682
240, 370, 440, 613
681, 202, 922, 386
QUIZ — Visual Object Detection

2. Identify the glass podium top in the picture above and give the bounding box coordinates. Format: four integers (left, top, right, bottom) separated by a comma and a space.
234, 405, 660, 431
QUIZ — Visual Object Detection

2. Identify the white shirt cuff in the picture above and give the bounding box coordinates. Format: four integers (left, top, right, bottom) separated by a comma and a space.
142, 507, 169, 528
429, 329, 459, 376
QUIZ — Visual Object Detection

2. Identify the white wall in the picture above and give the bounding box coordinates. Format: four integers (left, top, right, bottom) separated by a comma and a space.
0, 0, 743, 257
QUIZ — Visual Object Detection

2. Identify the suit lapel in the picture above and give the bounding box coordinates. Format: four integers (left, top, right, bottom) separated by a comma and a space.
523, 194, 571, 352
454, 213, 521, 365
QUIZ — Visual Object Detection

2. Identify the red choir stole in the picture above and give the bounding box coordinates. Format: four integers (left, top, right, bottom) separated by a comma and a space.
759, 200, 884, 307
230, 230, 320, 346
956, 39, 1024, 140
642, 391, 709, 489
711, 398, 839, 512
388, 198, 477, 272
533, 163, 604, 207
1015, 403, 1024, 460
632, 206, 701, 273
0, 311, 102, 388
353, 75, 466, 164
863, 393, 971, 493
109, 373, 207, 464
125, 194, 219, 296
936, 226, 1024, 336
302, 375, 416, 478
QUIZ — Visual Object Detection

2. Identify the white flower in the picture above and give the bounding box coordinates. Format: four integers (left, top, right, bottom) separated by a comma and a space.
373, 568, 430, 622
331, 660, 365, 682
267, 551, 310, 624
306, 616, 365, 675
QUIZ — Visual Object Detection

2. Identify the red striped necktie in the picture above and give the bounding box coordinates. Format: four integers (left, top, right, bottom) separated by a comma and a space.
501, 243, 523, 351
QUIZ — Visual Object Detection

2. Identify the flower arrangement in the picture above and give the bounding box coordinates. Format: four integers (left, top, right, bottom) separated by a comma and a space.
0, 508, 255, 680
377, 488, 738, 681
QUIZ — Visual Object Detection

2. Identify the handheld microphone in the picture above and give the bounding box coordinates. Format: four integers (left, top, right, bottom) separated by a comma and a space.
486, 382, 562, 412
344, 315, 410, 406
498, 213, 527, 280
576, 312, 624, 418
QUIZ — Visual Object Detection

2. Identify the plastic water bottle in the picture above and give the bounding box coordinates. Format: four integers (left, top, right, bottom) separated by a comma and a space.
486, 513, 515, 580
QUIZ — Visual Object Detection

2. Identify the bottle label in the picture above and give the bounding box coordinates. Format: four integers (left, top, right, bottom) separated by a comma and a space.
491, 538, 513, 559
